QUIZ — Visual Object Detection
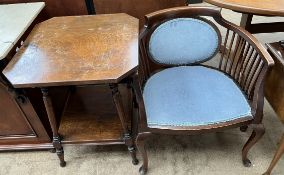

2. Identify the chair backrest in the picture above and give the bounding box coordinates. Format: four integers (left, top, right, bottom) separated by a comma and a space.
139, 6, 274, 124
148, 17, 221, 65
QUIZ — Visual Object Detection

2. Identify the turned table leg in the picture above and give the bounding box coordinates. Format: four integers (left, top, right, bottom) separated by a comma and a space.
41, 88, 66, 167
109, 83, 139, 165
263, 134, 284, 175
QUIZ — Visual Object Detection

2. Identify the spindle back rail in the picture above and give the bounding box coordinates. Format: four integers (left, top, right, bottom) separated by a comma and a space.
138, 6, 274, 125
134, 6, 274, 174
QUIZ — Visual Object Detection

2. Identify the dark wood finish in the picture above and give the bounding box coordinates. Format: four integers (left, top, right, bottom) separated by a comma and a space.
58, 85, 124, 144
3, 14, 139, 166
265, 42, 284, 123
135, 6, 274, 174
0, 0, 186, 28
0, 0, 88, 17
0, 143, 52, 151
3, 14, 138, 88
93, 0, 186, 27
0, 79, 50, 147
110, 82, 138, 165
205, 0, 284, 16
263, 42, 284, 175
205, 0, 284, 34
0, 8, 51, 151
85, 0, 96, 15
0, 87, 34, 137
41, 88, 66, 167
0, 0, 185, 151
248, 22, 284, 34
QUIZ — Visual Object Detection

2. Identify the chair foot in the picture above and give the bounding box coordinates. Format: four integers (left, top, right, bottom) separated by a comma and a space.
128, 146, 139, 165
53, 136, 66, 167
55, 146, 66, 167
136, 132, 151, 174
49, 148, 56, 153
240, 125, 248, 132
139, 166, 147, 175
242, 124, 265, 167
60, 161, 66, 167
242, 158, 252, 167
132, 158, 139, 165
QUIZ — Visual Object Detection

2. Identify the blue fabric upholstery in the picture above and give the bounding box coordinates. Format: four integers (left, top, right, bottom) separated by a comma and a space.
149, 18, 219, 65
143, 66, 252, 127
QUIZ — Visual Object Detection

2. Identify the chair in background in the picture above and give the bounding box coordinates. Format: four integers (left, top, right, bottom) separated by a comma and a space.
133, 6, 274, 174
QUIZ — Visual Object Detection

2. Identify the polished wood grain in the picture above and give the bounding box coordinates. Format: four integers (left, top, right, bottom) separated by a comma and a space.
3, 14, 138, 88
58, 85, 124, 144
263, 42, 284, 175
205, 0, 284, 16
265, 43, 284, 122
3, 14, 139, 165
205, 0, 284, 34
40, 81, 138, 166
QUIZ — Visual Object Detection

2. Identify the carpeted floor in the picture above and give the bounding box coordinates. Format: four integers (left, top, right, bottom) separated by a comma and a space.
1, 4, 284, 175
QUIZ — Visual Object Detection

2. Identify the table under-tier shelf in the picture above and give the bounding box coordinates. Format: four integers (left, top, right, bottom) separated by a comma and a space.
3, 13, 139, 166
58, 85, 128, 145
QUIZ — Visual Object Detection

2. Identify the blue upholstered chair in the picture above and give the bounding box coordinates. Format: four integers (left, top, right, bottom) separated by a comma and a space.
133, 6, 274, 174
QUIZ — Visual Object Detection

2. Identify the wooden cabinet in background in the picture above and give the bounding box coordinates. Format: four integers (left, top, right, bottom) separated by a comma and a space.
0, 0, 186, 27
0, 0, 88, 17
0, 2, 52, 150
93, 0, 186, 26
0, 75, 51, 150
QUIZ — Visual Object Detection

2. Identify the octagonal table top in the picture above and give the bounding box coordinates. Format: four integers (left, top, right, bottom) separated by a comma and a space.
3, 14, 139, 88
205, 0, 284, 16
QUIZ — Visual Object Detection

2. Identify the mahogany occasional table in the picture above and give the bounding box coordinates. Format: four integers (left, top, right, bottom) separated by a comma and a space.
205, 0, 284, 33
3, 14, 139, 167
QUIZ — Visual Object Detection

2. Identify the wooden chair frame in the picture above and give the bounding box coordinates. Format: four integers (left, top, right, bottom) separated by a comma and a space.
133, 6, 274, 174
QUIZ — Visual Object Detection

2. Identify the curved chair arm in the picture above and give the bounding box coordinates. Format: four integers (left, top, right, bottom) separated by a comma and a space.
132, 74, 148, 130
138, 6, 275, 124
216, 17, 274, 123
218, 15, 274, 67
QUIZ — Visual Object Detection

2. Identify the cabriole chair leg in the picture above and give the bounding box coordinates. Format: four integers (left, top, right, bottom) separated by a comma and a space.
242, 124, 265, 167
128, 143, 139, 165
136, 132, 151, 175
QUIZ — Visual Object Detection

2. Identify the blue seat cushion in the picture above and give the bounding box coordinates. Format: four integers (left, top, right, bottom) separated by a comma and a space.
143, 66, 252, 127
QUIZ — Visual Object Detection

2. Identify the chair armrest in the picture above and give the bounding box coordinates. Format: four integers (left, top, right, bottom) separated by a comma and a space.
216, 17, 275, 123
